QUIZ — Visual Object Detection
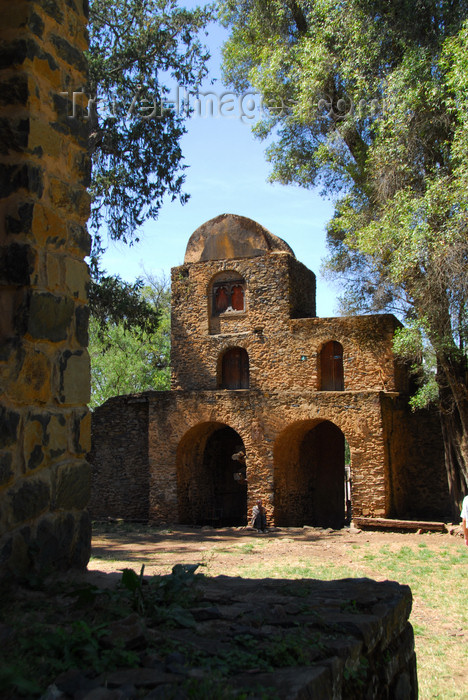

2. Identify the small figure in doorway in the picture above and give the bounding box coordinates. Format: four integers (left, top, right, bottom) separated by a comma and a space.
461, 494, 468, 546
250, 499, 267, 532
232, 450, 247, 485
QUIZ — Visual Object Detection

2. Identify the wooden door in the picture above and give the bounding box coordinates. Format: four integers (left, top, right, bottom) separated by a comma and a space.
222, 348, 249, 389
320, 341, 344, 390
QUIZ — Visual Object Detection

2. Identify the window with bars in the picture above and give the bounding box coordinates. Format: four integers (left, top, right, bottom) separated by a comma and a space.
212, 280, 245, 314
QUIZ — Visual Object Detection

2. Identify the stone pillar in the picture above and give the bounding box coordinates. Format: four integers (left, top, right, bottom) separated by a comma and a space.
0, 0, 91, 578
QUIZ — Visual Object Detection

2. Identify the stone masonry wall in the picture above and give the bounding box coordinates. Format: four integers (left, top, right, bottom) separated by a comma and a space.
88, 394, 150, 521
0, 0, 91, 578
171, 254, 408, 394
146, 389, 390, 525
90, 393, 448, 528
381, 395, 450, 519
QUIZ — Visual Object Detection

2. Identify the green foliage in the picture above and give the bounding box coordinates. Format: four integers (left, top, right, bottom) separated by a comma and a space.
85, 0, 212, 344
89, 274, 160, 336
87, 0, 213, 267
89, 273, 170, 407
0, 619, 139, 697
343, 657, 370, 697
0, 667, 41, 698
0, 565, 202, 698
393, 324, 439, 409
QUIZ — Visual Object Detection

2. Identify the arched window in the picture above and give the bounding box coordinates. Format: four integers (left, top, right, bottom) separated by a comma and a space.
211, 273, 245, 315
320, 341, 344, 390
221, 347, 249, 389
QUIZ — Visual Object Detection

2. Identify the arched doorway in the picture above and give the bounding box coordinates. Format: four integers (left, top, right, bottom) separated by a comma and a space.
274, 419, 346, 528
177, 422, 248, 527
320, 341, 344, 390
221, 347, 249, 389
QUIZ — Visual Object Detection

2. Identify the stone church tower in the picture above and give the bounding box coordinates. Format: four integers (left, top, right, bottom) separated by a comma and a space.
89, 214, 450, 526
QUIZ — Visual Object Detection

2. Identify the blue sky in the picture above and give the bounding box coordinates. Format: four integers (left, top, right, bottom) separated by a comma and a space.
99, 12, 339, 317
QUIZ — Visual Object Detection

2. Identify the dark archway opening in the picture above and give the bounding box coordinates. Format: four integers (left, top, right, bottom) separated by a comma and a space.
177, 422, 248, 527
274, 420, 346, 528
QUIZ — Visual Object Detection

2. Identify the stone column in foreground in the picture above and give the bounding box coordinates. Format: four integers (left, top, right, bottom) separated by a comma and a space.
0, 0, 91, 578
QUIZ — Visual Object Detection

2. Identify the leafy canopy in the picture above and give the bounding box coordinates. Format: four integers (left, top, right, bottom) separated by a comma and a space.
89, 273, 171, 408
85, 0, 212, 334
87, 0, 213, 272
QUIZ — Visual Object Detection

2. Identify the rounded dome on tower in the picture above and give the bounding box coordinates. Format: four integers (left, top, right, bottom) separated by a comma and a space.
184, 213, 295, 263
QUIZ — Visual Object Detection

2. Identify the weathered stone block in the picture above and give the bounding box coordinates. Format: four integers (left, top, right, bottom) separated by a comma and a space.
4, 200, 34, 238
0, 242, 35, 285
0, 405, 21, 448
6, 288, 30, 338
38, 0, 65, 25
68, 147, 91, 187
0, 117, 29, 155
27, 291, 74, 342
10, 476, 50, 525
8, 346, 50, 405
73, 187, 91, 219
0, 527, 30, 576
51, 93, 90, 144
75, 304, 89, 346
0, 162, 44, 199
23, 411, 69, 473
45, 252, 62, 290
34, 513, 67, 570
0, 2, 30, 32
73, 508, 91, 566
0, 290, 20, 343
53, 460, 90, 510
23, 416, 46, 472
67, 221, 91, 256
50, 33, 87, 72
32, 203, 67, 247
65, 257, 89, 300
48, 176, 71, 210
70, 407, 91, 454
47, 412, 68, 458
0, 451, 14, 486
29, 10, 45, 37
29, 117, 62, 159
56, 349, 90, 404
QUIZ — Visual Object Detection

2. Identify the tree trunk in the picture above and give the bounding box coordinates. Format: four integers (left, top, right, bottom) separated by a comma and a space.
436, 356, 468, 517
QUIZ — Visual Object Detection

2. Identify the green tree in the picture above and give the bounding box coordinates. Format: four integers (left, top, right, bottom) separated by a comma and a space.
88, 0, 212, 270
89, 274, 171, 408
221, 0, 468, 510
86, 0, 212, 335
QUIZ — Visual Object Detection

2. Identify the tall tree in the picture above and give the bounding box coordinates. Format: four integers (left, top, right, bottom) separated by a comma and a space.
221, 0, 468, 511
88, 0, 212, 271
89, 273, 171, 408
86, 0, 212, 334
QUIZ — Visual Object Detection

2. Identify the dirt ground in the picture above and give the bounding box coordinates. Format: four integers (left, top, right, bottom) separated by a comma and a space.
88, 522, 463, 582
88, 523, 468, 636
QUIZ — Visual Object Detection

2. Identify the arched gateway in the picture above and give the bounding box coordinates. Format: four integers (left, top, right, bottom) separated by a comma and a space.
176, 422, 248, 527
274, 420, 347, 529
